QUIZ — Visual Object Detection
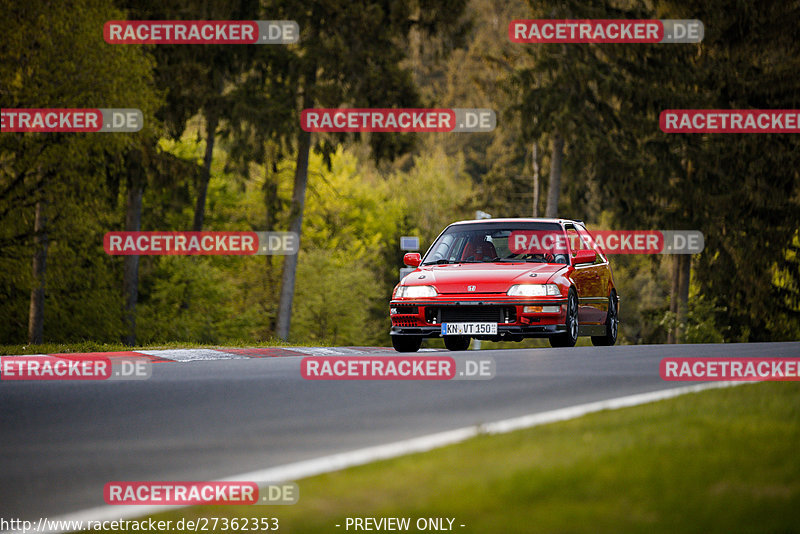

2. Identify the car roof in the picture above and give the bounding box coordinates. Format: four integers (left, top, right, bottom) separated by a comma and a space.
446, 218, 584, 226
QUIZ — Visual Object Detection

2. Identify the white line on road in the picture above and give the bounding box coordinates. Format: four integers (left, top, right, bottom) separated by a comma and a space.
135, 349, 249, 362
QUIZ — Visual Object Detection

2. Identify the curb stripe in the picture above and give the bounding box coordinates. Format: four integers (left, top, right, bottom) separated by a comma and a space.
53, 352, 174, 363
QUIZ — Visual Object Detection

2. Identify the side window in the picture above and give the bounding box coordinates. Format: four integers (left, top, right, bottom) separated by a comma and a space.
576, 225, 606, 264
451, 235, 469, 261
564, 225, 581, 257
430, 232, 476, 263
429, 234, 455, 262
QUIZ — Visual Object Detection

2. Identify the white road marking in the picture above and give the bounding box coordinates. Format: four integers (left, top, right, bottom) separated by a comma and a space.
285, 347, 371, 356
284, 347, 421, 356
16, 380, 747, 533
136, 349, 248, 362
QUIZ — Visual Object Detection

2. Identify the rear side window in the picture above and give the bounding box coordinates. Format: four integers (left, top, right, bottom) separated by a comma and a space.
575, 224, 607, 263
565, 225, 581, 257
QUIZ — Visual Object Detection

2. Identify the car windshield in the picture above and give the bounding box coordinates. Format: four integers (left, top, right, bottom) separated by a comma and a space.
422, 222, 571, 265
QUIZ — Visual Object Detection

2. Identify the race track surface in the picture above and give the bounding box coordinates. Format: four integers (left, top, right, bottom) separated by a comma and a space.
1, 342, 798, 521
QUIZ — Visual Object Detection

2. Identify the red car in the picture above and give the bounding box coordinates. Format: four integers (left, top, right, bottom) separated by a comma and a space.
389, 218, 619, 352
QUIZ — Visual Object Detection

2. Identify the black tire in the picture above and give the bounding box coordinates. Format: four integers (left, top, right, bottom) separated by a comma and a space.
549, 289, 579, 348
444, 336, 471, 351
591, 291, 618, 346
392, 335, 422, 353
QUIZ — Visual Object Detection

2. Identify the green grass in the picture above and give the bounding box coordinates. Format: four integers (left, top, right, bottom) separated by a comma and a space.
0, 338, 332, 356
98, 381, 800, 534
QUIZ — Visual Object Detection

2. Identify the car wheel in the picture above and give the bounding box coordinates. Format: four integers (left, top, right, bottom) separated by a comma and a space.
591, 291, 618, 346
549, 289, 578, 348
444, 336, 471, 351
391, 335, 422, 353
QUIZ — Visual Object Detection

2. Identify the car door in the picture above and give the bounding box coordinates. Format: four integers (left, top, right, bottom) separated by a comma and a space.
575, 224, 608, 324
565, 224, 597, 324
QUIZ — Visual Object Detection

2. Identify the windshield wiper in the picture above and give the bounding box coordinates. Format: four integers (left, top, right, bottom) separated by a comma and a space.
498, 256, 546, 263
423, 259, 457, 265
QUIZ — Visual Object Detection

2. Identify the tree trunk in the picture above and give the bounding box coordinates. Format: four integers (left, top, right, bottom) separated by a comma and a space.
672, 156, 694, 344
667, 255, 680, 344
264, 157, 280, 331
532, 141, 540, 217
675, 254, 691, 343
192, 112, 219, 231
545, 131, 563, 218
122, 150, 144, 346
27, 199, 47, 344
265, 159, 280, 237
275, 128, 311, 341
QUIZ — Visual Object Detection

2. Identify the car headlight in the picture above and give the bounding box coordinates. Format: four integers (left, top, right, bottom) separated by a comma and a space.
507, 284, 561, 297
396, 285, 437, 299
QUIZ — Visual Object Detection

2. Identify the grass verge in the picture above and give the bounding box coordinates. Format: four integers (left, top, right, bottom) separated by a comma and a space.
89, 381, 800, 533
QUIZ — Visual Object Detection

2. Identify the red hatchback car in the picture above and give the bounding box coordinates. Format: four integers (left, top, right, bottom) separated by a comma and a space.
389, 218, 619, 352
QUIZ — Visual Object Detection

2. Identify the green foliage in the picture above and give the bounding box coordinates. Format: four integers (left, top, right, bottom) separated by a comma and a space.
136, 256, 265, 344
386, 146, 475, 248
610, 254, 671, 344
292, 147, 474, 345
95, 142, 473, 346
684, 294, 727, 344
293, 249, 382, 346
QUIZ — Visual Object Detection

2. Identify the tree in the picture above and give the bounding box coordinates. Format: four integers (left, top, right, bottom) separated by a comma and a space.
116, 0, 264, 231
0, 0, 161, 344
604, 0, 800, 342
273, 0, 470, 340
506, 1, 648, 219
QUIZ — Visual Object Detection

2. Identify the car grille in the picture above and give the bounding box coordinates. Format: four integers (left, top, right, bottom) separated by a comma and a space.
427, 306, 516, 324
392, 316, 420, 327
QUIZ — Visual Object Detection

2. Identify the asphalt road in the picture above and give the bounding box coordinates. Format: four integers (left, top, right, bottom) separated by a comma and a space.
1, 342, 798, 522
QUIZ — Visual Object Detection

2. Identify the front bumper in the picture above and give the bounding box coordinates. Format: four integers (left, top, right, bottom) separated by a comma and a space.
389, 297, 568, 339
390, 324, 567, 339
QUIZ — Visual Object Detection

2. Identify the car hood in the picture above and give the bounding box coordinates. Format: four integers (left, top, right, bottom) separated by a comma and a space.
404, 263, 567, 294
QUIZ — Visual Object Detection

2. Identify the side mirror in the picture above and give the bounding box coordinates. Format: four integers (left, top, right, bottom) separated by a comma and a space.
573, 249, 596, 265
403, 253, 422, 267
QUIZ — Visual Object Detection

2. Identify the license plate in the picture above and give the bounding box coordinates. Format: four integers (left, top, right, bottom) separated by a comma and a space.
440, 322, 497, 336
